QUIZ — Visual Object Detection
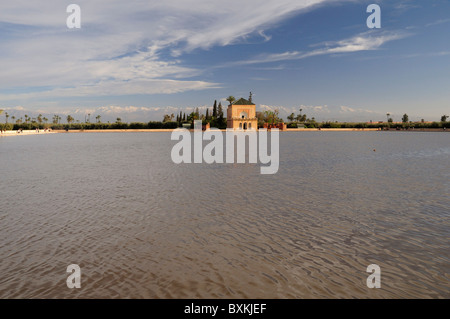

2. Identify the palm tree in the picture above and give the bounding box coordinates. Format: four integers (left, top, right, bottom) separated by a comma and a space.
226, 96, 235, 106
402, 113, 409, 123
67, 115, 74, 125
287, 113, 295, 122
5, 112, 9, 124
96, 115, 101, 123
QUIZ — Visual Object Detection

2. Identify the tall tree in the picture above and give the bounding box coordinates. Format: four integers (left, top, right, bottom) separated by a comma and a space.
205, 108, 210, 120
218, 102, 224, 124
296, 113, 304, 122
187, 112, 198, 122
287, 113, 295, 122
67, 115, 74, 125
402, 113, 409, 123
226, 96, 235, 106
441, 115, 449, 122
212, 100, 217, 118
264, 110, 281, 125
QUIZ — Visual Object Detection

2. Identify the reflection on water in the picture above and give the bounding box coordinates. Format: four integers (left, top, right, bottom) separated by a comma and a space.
0, 132, 449, 298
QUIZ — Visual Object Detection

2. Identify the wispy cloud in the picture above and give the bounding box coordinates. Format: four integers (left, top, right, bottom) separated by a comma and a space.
226, 30, 410, 66
394, 1, 421, 11
425, 18, 450, 27
402, 51, 450, 59
0, 80, 220, 101
0, 0, 334, 100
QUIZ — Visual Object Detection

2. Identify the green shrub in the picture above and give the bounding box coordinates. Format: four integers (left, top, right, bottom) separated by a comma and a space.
162, 121, 178, 129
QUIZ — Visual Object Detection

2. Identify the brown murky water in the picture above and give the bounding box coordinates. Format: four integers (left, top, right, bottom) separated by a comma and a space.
0, 132, 449, 298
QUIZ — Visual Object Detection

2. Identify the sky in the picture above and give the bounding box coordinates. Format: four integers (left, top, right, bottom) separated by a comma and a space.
0, 0, 449, 123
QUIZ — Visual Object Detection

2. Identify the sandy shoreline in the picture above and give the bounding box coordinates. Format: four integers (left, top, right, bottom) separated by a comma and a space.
1, 128, 447, 136
54, 128, 381, 133
53, 129, 175, 133
54, 128, 449, 133
0, 130, 57, 137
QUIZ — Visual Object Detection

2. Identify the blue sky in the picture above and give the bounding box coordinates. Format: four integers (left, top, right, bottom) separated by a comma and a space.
0, 0, 449, 122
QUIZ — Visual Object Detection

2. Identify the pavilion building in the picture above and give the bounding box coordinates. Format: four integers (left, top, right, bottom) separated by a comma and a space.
226, 98, 258, 130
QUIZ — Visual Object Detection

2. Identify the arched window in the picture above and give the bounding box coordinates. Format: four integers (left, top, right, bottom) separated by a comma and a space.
239, 123, 242, 129
243, 123, 247, 130
239, 111, 248, 119
249, 123, 252, 129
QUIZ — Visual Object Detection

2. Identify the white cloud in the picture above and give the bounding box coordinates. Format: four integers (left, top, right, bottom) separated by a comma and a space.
0, 0, 333, 100
0, 80, 219, 101
425, 18, 450, 27
340, 105, 356, 113
227, 31, 409, 65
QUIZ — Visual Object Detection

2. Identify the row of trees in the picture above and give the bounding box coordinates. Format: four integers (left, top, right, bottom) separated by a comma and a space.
163, 100, 227, 128
162, 95, 287, 129
387, 113, 450, 124
0, 111, 50, 125
1, 106, 449, 131
314, 121, 450, 129
162, 98, 287, 129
